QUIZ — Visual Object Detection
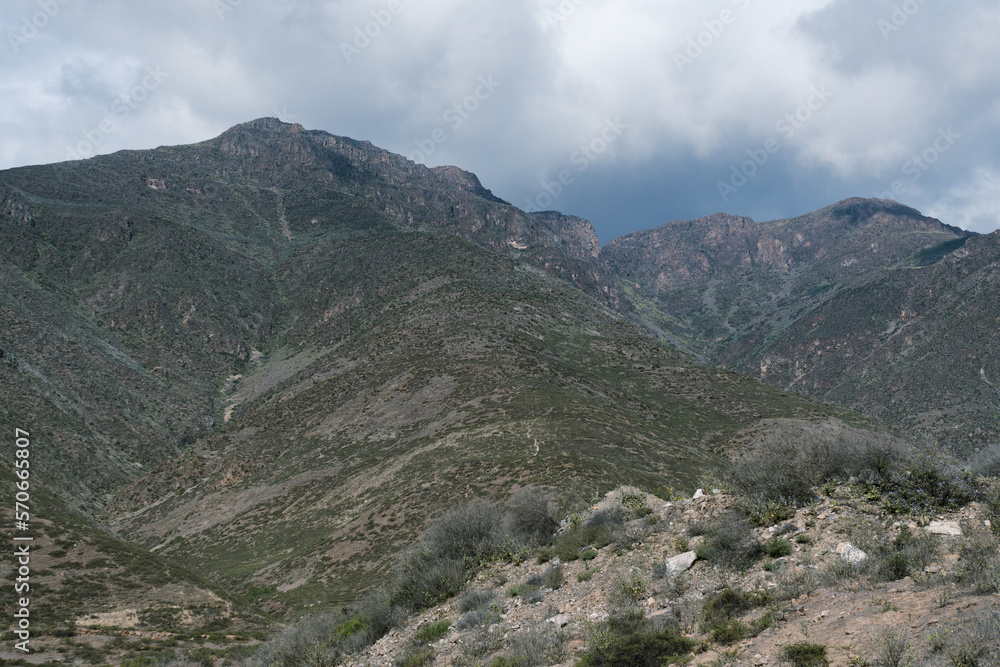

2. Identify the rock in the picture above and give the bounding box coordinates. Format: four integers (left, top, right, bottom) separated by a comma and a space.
665, 551, 698, 576
753, 654, 766, 666
692, 489, 705, 500
836, 542, 868, 565
773, 611, 785, 622
927, 521, 962, 537
547, 614, 571, 628
551, 557, 561, 567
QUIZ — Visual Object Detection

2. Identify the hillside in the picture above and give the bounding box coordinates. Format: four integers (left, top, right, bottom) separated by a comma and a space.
0, 119, 855, 631
604, 198, 998, 451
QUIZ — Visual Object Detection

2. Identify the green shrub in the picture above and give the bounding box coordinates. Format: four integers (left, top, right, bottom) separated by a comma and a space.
413, 619, 451, 643
394, 644, 435, 667
765, 538, 794, 558
779, 642, 829, 666
576, 626, 696, 667
795, 534, 812, 544
552, 512, 622, 562
694, 513, 764, 570
333, 617, 366, 640
544, 565, 564, 590
867, 626, 913, 667
851, 524, 939, 583
956, 527, 1000, 595
701, 588, 771, 640
577, 568, 597, 582
743, 495, 797, 527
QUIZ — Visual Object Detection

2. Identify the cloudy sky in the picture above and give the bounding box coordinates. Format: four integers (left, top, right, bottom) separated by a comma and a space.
2, 0, 999, 242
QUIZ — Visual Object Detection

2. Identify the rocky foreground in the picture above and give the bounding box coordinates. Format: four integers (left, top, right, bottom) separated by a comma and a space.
345, 485, 999, 667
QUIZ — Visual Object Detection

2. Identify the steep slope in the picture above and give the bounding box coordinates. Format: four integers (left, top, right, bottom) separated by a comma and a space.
604, 198, 995, 450
0, 119, 857, 619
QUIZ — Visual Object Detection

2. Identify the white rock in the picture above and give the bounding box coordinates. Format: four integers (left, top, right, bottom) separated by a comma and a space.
547, 614, 571, 627
665, 551, 698, 576
927, 521, 962, 537
836, 542, 868, 565
692, 489, 705, 500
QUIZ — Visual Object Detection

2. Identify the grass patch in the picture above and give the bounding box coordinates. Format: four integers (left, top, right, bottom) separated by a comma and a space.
413, 619, 451, 643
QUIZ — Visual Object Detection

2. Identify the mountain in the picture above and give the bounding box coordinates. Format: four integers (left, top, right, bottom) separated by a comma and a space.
604, 198, 998, 451
0, 118, 854, 631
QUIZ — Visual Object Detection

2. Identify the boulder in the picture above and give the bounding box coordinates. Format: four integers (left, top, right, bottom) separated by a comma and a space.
836, 542, 868, 565
665, 551, 698, 576
926, 521, 962, 537
547, 614, 571, 627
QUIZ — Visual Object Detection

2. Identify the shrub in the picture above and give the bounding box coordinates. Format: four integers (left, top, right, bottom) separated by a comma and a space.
394, 644, 435, 667
544, 565, 564, 590
945, 604, 1000, 666
983, 484, 1000, 537
577, 568, 597, 582
731, 421, 905, 505
742, 495, 797, 527
504, 487, 559, 545
694, 513, 764, 570
795, 534, 812, 544
460, 626, 505, 660
867, 626, 913, 667
504, 624, 565, 667
779, 642, 829, 667
413, 619, 451, 643
458, 589, 499, 614
552, 511, 623, 562
851, 523, 939, 583
576, 626, 696, 667
390, 546, 467, 610
765, 538, 794, 558
423, 501, 506, 566
700, 588, 771, 644
955, 527, 1000, 595
612, 573, 647, 608
968, 443, 1000, 478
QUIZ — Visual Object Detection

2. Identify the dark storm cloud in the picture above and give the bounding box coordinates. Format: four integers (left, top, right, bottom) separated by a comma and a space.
1, 0, 998, 241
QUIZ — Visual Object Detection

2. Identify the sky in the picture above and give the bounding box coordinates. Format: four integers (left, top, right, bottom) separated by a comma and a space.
2, 0, 999, 244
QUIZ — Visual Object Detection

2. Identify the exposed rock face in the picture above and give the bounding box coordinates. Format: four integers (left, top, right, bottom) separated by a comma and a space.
603, 197, 997, 451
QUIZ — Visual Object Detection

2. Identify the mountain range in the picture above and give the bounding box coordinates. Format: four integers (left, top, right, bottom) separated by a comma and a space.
1, 118, 996, 639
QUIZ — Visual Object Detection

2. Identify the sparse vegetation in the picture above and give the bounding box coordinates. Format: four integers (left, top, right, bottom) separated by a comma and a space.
694, 512, 764, 570
779, 641, 829, 666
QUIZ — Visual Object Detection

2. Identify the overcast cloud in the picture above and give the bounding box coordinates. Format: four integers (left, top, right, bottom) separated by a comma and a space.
2, 0, 998, 242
